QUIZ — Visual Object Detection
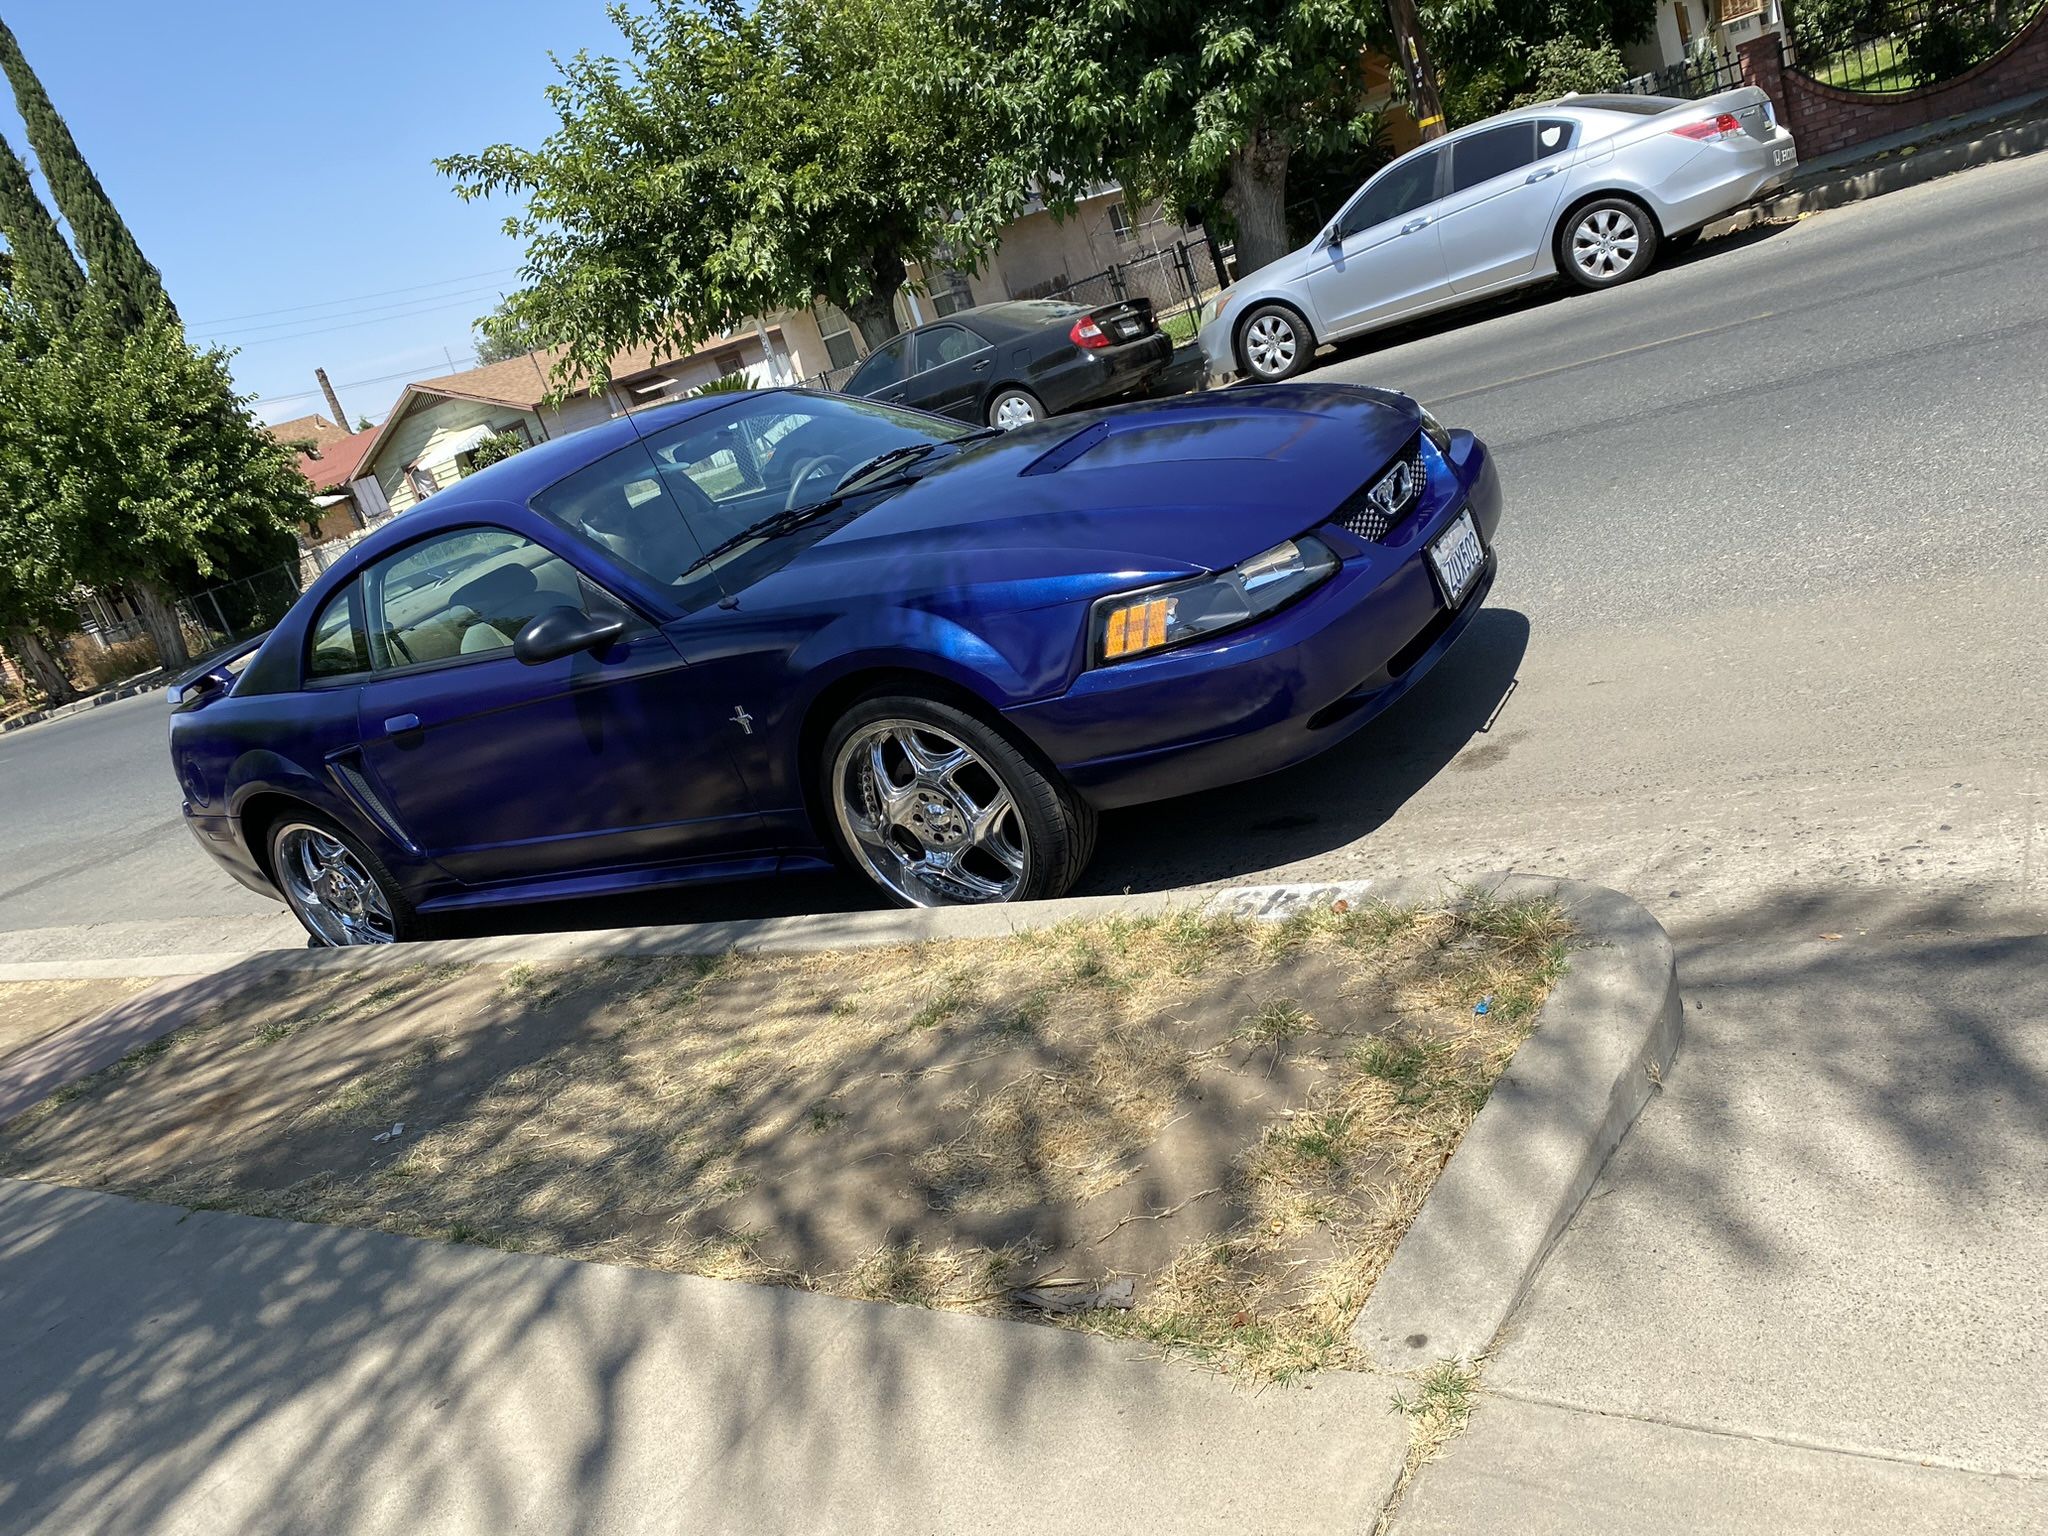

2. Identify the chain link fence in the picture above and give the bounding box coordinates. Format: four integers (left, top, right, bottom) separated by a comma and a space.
175, 561, 305, 651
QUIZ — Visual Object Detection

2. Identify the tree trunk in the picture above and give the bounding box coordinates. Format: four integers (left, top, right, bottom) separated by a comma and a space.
5, 624, 77, 705
1385, 0, 1447, 141
1222, 127, 1293, 276
129, 578, 192, 671
844, 248, 908, 354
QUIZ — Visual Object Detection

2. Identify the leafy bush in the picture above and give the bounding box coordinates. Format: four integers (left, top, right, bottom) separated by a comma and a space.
1902, 12, 2005, 79
466, 430, 527, 471
690, 372, 754, 397
1512, 37, 1627, 105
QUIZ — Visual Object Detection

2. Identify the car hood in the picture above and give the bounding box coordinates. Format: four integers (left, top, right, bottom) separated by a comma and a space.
752, 383, 1421, 609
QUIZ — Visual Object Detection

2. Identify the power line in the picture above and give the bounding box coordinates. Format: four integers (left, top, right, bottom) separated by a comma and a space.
204, 283, 510, 341
254, 357, 481, 410
224, 295, 507, 349
191, 266, 522, 327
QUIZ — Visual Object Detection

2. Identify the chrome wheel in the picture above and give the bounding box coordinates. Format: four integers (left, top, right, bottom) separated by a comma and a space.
1572, 207, 1642, 281
831, 719, 1030, 906
275, 822, 398, 946
991, 392, 1040, 430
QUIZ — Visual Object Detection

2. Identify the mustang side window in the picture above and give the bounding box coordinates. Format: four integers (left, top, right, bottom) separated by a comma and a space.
306, 581, 369, 679
362, 527, 598, 671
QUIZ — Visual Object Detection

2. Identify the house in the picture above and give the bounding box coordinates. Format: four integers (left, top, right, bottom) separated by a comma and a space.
1623, 0, 1788, 82
353, 327, 820, 514
289, 424, 383, 543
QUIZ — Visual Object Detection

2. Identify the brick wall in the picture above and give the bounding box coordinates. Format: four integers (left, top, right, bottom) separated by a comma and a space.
1740, 9, 2048, 160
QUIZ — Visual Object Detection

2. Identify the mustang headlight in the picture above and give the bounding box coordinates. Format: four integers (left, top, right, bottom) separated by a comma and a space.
1417, 403, 1454, 456
1092, 536, 1338, 665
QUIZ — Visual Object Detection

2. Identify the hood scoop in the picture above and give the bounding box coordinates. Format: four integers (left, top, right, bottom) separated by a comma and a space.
1022, 408, 1321, 476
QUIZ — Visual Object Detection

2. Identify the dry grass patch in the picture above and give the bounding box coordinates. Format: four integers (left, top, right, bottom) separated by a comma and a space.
0, 891, 1571, 1383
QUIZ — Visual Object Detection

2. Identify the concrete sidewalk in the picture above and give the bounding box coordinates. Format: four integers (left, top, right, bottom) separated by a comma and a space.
0, 1177, 1411, 1535
1388, 892, 2048, 1530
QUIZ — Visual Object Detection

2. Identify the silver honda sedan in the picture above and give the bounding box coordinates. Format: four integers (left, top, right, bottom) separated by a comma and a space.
1199, 90, 1797, 384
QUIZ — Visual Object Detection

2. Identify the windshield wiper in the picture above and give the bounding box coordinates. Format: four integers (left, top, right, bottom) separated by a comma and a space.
834, 429, 1003, 493
685, 497, 845, 572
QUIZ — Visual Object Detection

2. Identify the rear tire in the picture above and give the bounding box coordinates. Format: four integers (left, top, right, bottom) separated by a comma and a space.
822, 693, 1096, 908
1236, 302, 1312, 382
988, 387, 1044, 430
1558, 196, 1659, 290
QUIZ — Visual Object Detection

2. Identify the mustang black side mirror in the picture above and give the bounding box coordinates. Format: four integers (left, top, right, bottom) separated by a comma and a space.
514, 606, 626, 665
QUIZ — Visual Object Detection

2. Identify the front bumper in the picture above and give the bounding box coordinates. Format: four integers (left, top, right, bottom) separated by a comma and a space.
1009, 432, 1504, 810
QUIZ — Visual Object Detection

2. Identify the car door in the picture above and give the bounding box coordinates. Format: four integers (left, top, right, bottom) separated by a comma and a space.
1433, 119, 1580, 294
913, 323, 994, 422
1302, 147, 1451, 338
350, 524, 762, 887
843, 333, 914, 404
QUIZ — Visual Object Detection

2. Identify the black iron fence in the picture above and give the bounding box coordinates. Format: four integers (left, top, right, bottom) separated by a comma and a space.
176, 561, 303, 650
1790, 0, 2044, 92
1617, 45, 1747, 99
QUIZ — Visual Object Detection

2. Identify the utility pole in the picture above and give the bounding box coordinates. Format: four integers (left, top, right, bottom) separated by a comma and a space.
315, 367, 348, 430
1385, 0, 1448, 141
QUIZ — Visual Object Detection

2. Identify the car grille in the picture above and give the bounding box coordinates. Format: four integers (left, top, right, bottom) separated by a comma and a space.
1332, 433, 1427, 543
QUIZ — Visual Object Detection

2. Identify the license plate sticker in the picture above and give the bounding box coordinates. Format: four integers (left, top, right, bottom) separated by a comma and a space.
1427, 508, 1486, 607
1774, 145, 1796, 166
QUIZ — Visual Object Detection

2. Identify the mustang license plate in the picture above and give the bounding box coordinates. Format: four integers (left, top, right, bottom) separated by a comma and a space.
1427, 508, 1486, 607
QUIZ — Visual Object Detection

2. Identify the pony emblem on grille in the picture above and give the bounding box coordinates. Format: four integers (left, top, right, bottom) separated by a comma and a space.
1367, 458, 1417, 518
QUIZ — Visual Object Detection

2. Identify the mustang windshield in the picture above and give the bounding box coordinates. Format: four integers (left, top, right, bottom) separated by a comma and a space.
532, 392, 976, 594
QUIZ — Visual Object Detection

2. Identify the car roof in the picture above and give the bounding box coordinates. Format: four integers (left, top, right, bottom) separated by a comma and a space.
916, 299, 1085, 339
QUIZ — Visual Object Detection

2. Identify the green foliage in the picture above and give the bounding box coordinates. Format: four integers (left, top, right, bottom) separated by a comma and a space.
0, 292, 310, 620
0, 129, 82, 314
0, 18, 171, 329
1423, 0, 1656, 125
690, 371, 753, 397
471, 295, 537, 364
465, 430, 527, 470
1902, 11, 2006, 80
1010, 0, 1393, 272
438, 0, 1026, 395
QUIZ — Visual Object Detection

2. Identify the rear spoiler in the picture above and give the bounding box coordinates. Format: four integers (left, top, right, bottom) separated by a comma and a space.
166, 629, 271, 709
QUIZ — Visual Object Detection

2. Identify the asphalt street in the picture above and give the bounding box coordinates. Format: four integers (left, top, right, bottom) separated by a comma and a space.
1, 152, 2043, 960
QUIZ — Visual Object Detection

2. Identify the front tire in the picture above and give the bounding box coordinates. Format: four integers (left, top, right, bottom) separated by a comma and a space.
267, 811, 423, 946
1559, 196, 1659, 290
823, 694, 1096, 907
1236, 303, 1312, 382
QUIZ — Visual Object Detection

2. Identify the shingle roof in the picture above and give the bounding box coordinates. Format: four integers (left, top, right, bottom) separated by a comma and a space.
267, 413, 353, 450
294, 426, 378, 493
411, 340, 682, 410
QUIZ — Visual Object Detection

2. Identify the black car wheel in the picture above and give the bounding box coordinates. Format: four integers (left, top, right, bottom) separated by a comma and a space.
1559, 196, 1659, 290
1236, 303, 1312, 382
823, 693, 1096, 907
988, 387, 1044, 430
267, 810, 424, 946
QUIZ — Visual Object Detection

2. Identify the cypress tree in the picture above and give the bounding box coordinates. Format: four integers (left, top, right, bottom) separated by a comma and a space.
0, 128, 81, 314
0, 15, 169, 328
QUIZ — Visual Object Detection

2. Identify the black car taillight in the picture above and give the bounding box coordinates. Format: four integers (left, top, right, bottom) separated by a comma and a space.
1070, 315, 1111, 349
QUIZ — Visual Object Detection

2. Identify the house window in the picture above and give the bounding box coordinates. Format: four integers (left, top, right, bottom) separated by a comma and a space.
931, 270, 974, 317
1107, 200, 1133, 244
1674, 1, 1693, 45
815, 302, 862, 371
405, 463, 441, 500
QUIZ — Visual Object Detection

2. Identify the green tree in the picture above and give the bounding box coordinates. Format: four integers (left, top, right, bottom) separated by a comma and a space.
471, 293, 538, 364
0, 292, 309, 669
439, 0, 1024, 389
1425, 1, 1654, 125
1011, 0, 1393, 276
0, 14, 171, 330
0, 128, 82, 314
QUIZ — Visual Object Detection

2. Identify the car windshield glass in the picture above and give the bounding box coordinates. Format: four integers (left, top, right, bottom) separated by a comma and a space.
530, 392, 974, 593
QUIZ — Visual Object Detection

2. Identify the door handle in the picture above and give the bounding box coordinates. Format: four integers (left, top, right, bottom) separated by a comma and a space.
1400, 217, 1432, 235
1526, 166, 1561, 183
383, 713, 421, 735
972, 359, 990, 372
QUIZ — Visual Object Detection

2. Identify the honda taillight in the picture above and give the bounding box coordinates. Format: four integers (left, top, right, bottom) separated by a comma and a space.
1069, 315, 1110, 349
1673, 113, 1743, 142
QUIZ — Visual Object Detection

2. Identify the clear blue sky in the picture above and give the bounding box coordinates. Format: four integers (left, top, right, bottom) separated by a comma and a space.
3, 1, 629, 426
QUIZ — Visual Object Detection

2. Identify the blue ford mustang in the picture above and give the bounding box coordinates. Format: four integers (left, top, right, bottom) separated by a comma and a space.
170, 384, 1501, 944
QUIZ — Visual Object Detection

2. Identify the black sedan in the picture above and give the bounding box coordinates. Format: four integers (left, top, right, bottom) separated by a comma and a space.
842, 299, 1173, 429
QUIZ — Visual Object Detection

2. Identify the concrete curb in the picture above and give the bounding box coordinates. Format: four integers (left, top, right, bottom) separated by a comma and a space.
1706, 107, 2048, 239
1350, 876, 1683, 1371
0, 674, 167, 733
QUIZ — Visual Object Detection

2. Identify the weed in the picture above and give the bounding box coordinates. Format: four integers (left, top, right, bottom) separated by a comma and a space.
1269, 1109, 1354, 1165
1392, 1361, 1480, 1464
803, 1100, 847, 1135
1239, 997, 1314, 1047
911, 970, 978, 1029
